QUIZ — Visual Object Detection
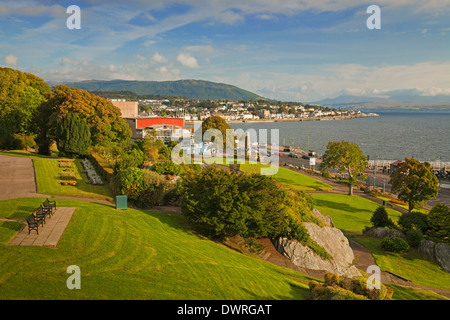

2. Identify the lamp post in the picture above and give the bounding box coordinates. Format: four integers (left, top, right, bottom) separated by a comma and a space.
373, 155, 379, 188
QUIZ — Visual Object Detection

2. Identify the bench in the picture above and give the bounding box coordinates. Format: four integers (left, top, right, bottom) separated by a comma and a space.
27, 215, 39, 235
43, 199, 56, 215
35, 205, 48, 226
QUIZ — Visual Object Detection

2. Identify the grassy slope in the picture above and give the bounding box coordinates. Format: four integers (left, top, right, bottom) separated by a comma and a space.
33, 158, 114, 201
352, 236, 450, 291
311, 193, 402, 232
0, 198, 314, 300
214, 160, 333, 191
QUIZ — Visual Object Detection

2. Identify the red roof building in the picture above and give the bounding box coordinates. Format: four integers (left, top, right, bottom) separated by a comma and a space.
125, 117, 190, 142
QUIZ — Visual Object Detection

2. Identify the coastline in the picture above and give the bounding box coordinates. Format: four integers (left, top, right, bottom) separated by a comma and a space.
226, 113, 379, 124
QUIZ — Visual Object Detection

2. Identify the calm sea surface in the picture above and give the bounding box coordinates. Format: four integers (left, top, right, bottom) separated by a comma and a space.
229, 112, 450, 162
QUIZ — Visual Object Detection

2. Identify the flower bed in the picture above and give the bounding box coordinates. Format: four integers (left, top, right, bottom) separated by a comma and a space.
81, 159, 104, 185
389, 199, 408, 206
60, 180, 77, 186
58, 159, 74, 168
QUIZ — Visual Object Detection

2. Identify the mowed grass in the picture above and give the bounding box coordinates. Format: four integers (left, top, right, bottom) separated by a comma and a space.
240, 164, 333, 191
33, 158, 114, 201
351, 235, 450, 292
213, 159, 333, 192
310, 193, 402, 232
0, 198, 315, 300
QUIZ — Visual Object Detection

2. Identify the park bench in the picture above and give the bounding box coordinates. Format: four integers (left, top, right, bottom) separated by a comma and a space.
43, 198, 56, 215
27, 215, 39, 235
35, 205, 48, 226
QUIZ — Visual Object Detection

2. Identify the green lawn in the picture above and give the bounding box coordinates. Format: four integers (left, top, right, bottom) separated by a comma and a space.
33, 158, 114, 201
311, 193, 402, 232
240, 164, 333, 191
214, 160, 333, 192
350, 235, 450, 292
0, 149, 58, 158
0, 198, 315, 300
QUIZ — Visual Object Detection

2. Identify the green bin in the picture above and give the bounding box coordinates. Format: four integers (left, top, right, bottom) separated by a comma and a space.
116, 195, 127, 210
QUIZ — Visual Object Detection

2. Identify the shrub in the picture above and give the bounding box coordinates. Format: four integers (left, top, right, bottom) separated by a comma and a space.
113, 148, 144, 172
135, 169, 171, 208
406, 229, 423, 247
370, 205, 394, 228
398, 211, 428, 233
426, 203, 450, 245
324, 272, 340, 286
309, 274, 391, 300
151, 160, 183, 176
114, 167, 144, 200
381, 237, 410, 253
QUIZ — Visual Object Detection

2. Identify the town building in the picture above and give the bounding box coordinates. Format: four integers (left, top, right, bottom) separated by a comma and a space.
109, 99, 139, 118
125, 117, 192, 145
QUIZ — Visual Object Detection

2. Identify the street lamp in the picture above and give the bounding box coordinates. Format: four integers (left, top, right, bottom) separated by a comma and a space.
373, 155, 379, 188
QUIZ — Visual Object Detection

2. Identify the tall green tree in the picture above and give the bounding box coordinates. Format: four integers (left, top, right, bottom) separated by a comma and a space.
426, 203, 450, 244
55, 113, 91, 157
320, 141, 368, 195
0, 67, 51, 149
389, 158, 439, 213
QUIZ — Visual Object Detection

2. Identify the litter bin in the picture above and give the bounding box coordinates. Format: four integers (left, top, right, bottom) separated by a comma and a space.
116, 195, 127, 210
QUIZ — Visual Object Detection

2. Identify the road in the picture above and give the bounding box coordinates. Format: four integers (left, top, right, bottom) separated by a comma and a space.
278, 151, 450, 209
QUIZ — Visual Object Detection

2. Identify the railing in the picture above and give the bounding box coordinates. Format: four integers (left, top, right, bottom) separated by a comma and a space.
367, 160, 450, 170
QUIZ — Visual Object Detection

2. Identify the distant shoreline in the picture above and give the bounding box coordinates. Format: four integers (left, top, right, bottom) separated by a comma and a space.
226, 113, 379, 124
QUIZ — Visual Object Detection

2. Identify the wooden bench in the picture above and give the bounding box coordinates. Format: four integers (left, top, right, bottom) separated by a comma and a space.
27, 215, 39, 235
43, 199, 56, 215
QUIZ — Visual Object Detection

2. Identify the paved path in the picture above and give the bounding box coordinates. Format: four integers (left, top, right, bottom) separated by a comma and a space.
9, 207, 76, 247
0, 155, 36, 197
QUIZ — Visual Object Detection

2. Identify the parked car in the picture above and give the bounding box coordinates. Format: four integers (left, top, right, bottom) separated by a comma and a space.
302, 155, 310, 160
289, 152, 298, 158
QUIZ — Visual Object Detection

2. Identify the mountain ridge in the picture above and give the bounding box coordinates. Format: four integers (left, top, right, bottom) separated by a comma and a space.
65, 79, 264, 101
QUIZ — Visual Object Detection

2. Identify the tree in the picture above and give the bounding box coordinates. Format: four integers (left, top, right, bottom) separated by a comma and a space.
48, 85, 132, 146
320, 141, 368, 195
201, 116, 234, 151
389, 158, 439, 213
426, 203, 450, 244
0, 67, 51, 149
178, 166, 318, 242
370, 206, 394, 228
55, 113, 91, 157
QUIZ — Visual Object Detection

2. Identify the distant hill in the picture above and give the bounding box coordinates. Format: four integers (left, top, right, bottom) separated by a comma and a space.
312, 93, 450, 112
65, 79, 263, 101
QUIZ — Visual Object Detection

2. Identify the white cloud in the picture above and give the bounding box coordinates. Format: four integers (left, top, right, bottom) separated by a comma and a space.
151, 52, 168, 64
177, 52, 199, 68
4, 54, 18, 65
184, 45, 217, 54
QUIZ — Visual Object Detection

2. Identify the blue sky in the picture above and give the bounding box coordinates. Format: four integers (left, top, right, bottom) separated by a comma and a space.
1, 0, 450, 101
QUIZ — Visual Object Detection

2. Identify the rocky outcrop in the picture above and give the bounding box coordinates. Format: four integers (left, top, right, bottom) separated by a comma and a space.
312, 208, 334, 228
435, 243, 450, 273
421, 241, 450, 273
274, 220, 361, 278
364, 227, 406, 239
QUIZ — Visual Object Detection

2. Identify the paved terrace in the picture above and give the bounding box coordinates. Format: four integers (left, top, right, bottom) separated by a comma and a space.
8, 207, 76, 247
